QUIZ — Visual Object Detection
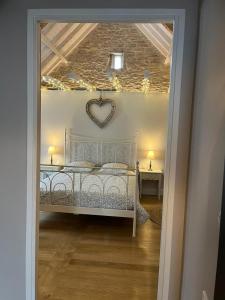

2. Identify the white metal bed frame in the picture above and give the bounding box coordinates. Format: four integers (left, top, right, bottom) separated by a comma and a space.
40, 129, 139, 237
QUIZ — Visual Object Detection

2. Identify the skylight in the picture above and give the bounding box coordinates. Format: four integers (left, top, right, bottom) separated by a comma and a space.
111, 52, 124, 70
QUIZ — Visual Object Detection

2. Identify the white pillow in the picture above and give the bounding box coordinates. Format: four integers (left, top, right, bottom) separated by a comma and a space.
101, 163, 128, 170
62, 161, 95, 172
99, 162, 128, 175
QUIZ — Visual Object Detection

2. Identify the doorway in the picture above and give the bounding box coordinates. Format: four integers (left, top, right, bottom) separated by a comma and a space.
27, 9, 186, 300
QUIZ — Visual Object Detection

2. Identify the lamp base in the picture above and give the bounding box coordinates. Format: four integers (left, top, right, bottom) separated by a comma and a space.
149, 160, 152, 171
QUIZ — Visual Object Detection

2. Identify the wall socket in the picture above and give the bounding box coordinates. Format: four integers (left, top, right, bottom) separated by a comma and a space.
202, 290, 209, 300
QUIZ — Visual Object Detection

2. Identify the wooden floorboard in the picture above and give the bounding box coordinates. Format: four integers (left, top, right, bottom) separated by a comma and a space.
38, 196, 162, 300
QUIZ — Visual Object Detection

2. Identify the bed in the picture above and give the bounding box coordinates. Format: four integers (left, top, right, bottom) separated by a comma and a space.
40, 129, 149, 237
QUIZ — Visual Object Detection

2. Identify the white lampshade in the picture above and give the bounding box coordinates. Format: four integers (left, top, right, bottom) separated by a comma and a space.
147, 150, 155, 159
48, 146, 56, 155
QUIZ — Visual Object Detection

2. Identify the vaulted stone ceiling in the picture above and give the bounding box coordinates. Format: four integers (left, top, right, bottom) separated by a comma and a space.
41, 23, 173, 93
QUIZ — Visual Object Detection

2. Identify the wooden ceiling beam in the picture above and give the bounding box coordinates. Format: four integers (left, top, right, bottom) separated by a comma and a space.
42, 23, 98, 75
41, 22, 172, 75
50, 23, 81, 50
135, 23, 172, 64
41, 32, 69, 65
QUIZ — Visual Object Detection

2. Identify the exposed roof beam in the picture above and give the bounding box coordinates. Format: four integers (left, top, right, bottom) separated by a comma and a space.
41, 23, 98, 75
41, 32, 69, 65
41, 22, 172, 75
164, 47, 172, 65
51, 23, 80, 48
135, 23, 172, 64
41, 23, 80, 63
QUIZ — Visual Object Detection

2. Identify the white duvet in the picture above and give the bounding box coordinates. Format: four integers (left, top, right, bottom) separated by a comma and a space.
40, 171, 149, 224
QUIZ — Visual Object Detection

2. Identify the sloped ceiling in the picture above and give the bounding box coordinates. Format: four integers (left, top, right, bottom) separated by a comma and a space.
41, 23, 98, 75
41, 22, 173, 93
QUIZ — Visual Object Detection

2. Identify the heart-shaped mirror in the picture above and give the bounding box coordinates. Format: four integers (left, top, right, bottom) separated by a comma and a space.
86, 97, 116, 128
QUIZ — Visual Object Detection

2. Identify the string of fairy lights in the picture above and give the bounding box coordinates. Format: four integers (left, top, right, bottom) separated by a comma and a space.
41, 71, 159, 94
41, 76, 70, 91
76, 78, 96, 92
141, 78, 151, 95
41, 51, 169, 93
111, 75, 122, 93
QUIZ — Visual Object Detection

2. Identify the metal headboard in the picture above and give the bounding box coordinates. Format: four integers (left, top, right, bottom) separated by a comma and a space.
64, 128, 137, 168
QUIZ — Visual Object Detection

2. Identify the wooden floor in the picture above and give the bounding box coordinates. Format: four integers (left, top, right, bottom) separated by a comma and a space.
38, 196, 162, 300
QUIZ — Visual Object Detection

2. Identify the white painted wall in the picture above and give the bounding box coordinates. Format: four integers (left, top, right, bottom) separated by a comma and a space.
181, 0, 225, 299
0, 1, 199, 300
41, 91, 168, 171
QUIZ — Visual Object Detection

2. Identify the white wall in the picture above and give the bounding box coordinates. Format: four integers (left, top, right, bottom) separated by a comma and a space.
181, 0, 225, 299
41, 91, 168, 170
0, 1, 199, 300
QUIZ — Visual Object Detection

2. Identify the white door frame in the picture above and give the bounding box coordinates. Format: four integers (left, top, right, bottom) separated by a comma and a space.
27, 9, 186, 300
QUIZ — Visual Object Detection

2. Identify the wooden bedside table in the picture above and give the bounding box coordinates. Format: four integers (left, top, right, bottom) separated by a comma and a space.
40, 164, 62, 179
139, 169, 164, 199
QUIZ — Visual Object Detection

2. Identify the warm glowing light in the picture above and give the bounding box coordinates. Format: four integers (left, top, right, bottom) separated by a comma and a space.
147, 150, 155, 159
141, 70, 151, 94
41, 75, 70, 91
76, 79, 96, 92
111, 75, 122, 92
48, 146, 56, 155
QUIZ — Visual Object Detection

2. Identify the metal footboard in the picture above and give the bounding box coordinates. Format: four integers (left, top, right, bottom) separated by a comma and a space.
40, 162, 139, 237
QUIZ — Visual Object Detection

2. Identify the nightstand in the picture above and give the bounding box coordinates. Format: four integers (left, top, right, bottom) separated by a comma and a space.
40, 165, 62, 179
139, 169, 164, 199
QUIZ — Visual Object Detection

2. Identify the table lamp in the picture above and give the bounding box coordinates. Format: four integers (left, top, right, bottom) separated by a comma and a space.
147, 150, 155, 171
48, 146, 56, 165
